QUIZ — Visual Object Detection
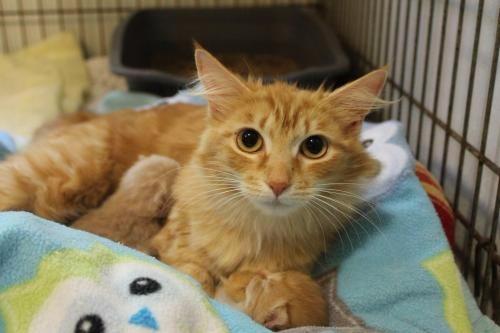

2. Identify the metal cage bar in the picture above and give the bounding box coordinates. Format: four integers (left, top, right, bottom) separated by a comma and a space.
325, 0, 500, 323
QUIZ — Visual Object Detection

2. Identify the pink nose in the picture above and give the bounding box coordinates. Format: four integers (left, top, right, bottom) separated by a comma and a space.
268, 181, 289, 197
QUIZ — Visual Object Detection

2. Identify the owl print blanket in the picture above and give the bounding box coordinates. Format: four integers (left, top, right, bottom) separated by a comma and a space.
0, 92, 497, 332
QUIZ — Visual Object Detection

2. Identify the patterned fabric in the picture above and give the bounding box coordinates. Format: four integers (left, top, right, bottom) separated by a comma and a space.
415, 161, 455, 246
0, 212, 270, 333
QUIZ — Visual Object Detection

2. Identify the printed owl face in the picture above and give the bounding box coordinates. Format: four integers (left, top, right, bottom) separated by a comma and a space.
25, 261, 226, 332
27, 261, 227, 333
0, 244, 228, 333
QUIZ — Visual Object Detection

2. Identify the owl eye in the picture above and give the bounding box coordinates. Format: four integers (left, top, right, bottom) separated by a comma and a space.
129, 277, 162, 295
74, 314, 105, 333
236, 128, 263, 153
301, 135, 328, 159
362, 138, 374, 148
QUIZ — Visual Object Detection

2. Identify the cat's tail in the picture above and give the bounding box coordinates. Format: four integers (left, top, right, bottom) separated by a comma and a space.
0, 119, 114, 223
0, 156, 33, 213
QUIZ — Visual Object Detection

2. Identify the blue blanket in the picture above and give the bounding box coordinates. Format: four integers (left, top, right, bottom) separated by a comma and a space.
0, 212, 269, 333
0, 91, 497, 333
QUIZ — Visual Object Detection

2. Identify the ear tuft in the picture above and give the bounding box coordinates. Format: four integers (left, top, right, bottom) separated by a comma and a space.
327, 68, 390, 135
192, 40, 204, 51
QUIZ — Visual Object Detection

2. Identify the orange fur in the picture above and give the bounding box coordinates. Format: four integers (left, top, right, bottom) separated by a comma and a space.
72, 155, 179, 253
0, 104, 205, 222
216, 270, 328, 330
0, 48, 387, 329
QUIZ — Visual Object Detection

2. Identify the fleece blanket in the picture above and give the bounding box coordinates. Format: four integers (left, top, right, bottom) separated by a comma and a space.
0, 93, 497, 332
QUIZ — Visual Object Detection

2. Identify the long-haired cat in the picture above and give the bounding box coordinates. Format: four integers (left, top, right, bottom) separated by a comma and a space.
0, 47, 387, 329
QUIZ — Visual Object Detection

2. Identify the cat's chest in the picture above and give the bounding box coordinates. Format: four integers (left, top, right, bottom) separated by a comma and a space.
187, 215, 318, 275
191, 222, 258, 273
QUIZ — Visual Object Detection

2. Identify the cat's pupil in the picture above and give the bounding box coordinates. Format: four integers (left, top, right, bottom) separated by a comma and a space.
241, 129, 260, 148
305, 136, 324, 155
75, 314, 105, 333
130, 277, 162, 295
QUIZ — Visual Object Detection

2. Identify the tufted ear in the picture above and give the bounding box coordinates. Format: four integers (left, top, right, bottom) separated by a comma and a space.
327, 68, 388, 135
194, 46, 249, 120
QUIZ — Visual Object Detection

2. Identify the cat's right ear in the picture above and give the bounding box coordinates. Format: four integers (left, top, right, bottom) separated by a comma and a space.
326, 68, 388, 135
194, 48, 249, 120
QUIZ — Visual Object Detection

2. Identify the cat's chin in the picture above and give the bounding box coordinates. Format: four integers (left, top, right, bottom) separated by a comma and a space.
251, 197, 300, 217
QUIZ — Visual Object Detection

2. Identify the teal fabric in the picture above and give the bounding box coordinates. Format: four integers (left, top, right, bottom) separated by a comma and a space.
0, 131, 14, 160
96, 90, 161, 114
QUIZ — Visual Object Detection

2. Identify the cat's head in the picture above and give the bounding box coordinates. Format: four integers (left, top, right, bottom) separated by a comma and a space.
192, 48, 386, 218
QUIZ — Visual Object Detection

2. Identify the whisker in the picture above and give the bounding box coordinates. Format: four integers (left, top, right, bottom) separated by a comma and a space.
314, 193, 387, 242
314, 188, 382, 225
309, 198, 351, 251
304, 203, 328, 256
311, 195, 364, 250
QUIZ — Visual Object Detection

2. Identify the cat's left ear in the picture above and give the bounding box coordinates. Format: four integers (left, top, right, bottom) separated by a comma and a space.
195, 47, 249, 120
327, 68, 388, 134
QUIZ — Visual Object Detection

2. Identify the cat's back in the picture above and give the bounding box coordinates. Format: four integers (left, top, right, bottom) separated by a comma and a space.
106, 103, 208, 166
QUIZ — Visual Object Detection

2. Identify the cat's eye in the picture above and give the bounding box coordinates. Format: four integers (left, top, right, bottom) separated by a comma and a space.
237, 129, 263, 153
301, 135, 328, 159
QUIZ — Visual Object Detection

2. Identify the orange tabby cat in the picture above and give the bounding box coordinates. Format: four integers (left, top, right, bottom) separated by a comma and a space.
0, 48, 386, 328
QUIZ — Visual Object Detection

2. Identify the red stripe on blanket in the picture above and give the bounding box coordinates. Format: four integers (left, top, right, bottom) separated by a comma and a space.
415, 162, 455, 246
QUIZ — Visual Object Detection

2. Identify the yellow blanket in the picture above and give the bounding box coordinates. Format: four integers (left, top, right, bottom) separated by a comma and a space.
0, 33, 89, 138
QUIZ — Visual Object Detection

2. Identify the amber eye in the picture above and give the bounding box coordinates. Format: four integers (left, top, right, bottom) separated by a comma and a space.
237, 129, 263, 153
301, 135, 328, 159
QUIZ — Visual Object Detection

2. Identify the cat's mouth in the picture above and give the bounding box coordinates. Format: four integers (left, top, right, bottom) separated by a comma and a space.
259, 198, 287, 208
250, 196, 299, 216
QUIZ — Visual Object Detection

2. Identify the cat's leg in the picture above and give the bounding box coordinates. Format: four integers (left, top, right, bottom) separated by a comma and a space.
0, 119, 116, 222
174, 262, 216, 296
216, 270, 328, 330
150, 218, 216, 295
73, 155, 179, 252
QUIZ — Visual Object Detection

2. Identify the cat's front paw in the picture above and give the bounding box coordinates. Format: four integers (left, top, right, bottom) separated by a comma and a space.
217, 270, 328, 330
244, 274, 292, 331
175, 262, 216, 296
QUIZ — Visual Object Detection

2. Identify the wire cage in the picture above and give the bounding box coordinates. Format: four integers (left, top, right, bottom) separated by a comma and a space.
0, 0, 498, 324
323, 0, 499, 322
0, 0, 319, 56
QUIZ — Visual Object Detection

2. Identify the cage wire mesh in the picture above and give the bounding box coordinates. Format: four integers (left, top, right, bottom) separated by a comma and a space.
323, 0, 500, 322
0, 0, 499, 324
